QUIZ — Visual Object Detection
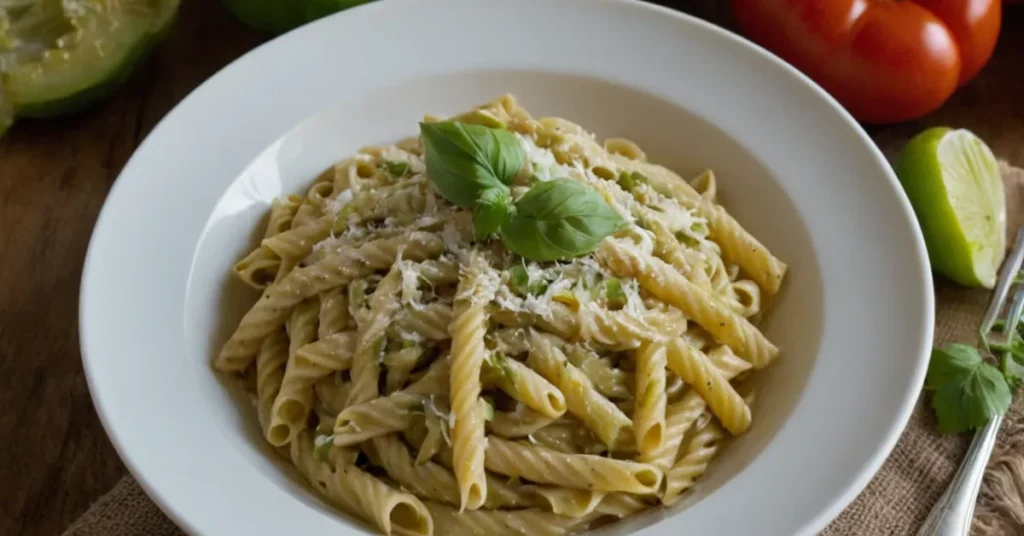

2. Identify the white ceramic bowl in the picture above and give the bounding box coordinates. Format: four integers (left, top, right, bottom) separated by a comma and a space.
79, 0, 934, 534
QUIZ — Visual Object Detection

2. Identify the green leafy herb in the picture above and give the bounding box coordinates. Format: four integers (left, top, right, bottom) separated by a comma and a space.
616, 170, 648, 191
925, 344, 1012, 434
474, 187, 512, 240
419, 120, 523, 209
528, 278, 549, 296
383, 160, 409, 179
501, 179, 624, 261
419, 121, 623, 262
603, 277, 626, 309
314, 433, 334, 461
509, 265, 530, 296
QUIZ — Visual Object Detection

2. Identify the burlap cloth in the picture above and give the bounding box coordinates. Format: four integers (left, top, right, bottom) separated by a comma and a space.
63, 159, 1024, 535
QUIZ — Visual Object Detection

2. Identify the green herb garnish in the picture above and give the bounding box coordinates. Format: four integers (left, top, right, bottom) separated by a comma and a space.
616, 170, 648, 191
419, 120, 623, 261
509, 265, 530, 296
419, 120, 522, 208
602, 277, 627, 309
474, 187, 513, 240
501, 179, 624, 261
926, 343, 1013, 434
383, 160, 409, 179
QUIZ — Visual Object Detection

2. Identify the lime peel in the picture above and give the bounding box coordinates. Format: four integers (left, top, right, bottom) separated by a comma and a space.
897, 127, 1006, 288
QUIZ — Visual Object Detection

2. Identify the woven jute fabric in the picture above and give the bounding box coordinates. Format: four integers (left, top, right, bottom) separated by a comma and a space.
63, 166, 1024, 535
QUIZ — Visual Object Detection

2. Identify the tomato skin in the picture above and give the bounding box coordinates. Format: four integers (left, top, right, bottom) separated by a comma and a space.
732, 0, 1001, 124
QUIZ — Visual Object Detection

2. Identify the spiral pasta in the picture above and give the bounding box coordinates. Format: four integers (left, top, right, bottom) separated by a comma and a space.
216, 94, 785, 533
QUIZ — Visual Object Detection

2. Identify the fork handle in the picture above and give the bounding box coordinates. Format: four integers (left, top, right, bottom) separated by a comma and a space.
917, 414, 1002, 536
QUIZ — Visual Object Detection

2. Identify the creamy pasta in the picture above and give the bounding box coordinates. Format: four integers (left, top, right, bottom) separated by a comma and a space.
216, 94, 785, 535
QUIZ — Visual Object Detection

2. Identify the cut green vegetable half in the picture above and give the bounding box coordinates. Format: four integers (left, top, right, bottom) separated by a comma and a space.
0, 0, 178, 132
896, 127, 1006, 288
222, 0, 373, 35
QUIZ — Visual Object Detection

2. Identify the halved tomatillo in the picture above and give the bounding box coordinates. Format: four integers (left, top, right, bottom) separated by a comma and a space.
0, 0, 179, 136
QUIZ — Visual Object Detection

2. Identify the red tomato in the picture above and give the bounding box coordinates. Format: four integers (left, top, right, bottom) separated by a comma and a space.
732, 0, 1001, 124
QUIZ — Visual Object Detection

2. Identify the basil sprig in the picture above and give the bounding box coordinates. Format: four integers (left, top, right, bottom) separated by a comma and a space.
419, 120, 623, 261
419, 121, 523, 208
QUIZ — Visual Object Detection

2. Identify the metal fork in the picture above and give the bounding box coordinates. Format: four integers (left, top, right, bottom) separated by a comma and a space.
917, 227, 1024, 536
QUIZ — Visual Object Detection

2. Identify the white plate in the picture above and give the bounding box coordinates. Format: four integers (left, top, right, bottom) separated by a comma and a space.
79, 0, 934, 534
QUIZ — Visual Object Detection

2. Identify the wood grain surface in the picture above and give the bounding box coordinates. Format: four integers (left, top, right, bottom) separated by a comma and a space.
0, 2, 1021, 535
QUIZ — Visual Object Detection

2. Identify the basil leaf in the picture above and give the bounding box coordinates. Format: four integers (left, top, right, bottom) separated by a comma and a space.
501, 179, 624, 261
419, 120, 523, 209
474, 187, 512, 240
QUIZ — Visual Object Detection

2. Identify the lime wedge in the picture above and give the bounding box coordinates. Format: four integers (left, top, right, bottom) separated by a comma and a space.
897, 127, 1006, 288
0, 0, 178, 130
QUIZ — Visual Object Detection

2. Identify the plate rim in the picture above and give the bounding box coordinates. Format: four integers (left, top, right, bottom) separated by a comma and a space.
78, 1, 936, 535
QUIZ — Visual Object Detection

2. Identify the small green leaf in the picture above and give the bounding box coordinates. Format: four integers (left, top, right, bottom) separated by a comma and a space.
926, 344, 1012, 434
383, 160, 409, 179
474, 187, 512, 240
419, 120, 522, 209
501, 179, 624, 261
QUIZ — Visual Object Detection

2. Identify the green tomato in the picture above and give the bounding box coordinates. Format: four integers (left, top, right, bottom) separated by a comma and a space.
222, 0, 374, 35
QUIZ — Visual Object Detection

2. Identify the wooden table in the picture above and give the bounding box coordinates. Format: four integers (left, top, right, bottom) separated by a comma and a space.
1, 2, 1021, 535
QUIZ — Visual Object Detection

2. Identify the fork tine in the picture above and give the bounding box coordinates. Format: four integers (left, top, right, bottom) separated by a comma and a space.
980, 228, 1024, 337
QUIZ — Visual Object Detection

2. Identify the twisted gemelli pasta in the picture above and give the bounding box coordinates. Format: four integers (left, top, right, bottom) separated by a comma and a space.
483, 353, 567, 419
255, 329, 288, 435
217, 94, 785, 534
426, 501, 585, 536
597, 238, 778, 368
527, 332, 633, 448
289, 431, 432, 536
318, 287, 350, 338
633, 342, 668, 456
643, 345, 751, 470
216, 232, 443, 372
267, 331, 355, 444
666, 338, 750, 435
485, 437, 663, 494
347, 266, 404, 407
523, 486, 606, 518
449, 253, 498, 510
